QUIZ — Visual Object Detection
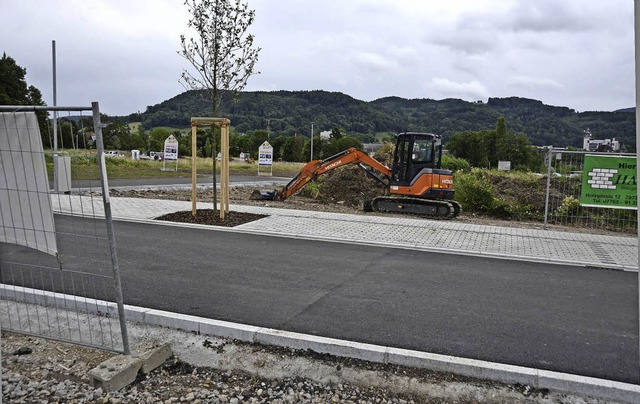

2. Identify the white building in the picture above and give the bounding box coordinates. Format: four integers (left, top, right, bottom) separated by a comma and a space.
583, 128, 620, 152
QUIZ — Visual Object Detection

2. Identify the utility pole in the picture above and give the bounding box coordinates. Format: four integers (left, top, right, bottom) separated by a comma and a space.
310, 123, 314, 161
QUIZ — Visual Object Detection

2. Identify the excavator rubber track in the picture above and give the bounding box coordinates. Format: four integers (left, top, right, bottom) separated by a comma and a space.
370, 196, 461, 219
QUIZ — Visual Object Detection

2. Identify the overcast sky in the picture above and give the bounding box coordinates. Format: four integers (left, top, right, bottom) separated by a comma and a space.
1, 0, 634, 116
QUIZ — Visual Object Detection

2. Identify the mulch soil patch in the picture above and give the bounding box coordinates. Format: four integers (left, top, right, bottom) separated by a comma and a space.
156, 209, 267, 227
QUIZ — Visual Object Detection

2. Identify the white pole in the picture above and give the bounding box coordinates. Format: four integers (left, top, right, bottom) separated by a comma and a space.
634, 0, 640, 373
310, 123, 314, 161
52, 40, 58, 191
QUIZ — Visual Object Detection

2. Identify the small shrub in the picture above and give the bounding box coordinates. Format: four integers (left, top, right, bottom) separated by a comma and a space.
442, 155, 470, 172
72, 155, 97, 166
454, 169, 496, 213
302, 181, 321, 199
556, 196, 581, 217
490, 199, 514, 219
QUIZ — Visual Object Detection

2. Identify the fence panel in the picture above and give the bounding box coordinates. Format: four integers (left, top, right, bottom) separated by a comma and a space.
0, 104, 129, 354
544, 148, 637, 234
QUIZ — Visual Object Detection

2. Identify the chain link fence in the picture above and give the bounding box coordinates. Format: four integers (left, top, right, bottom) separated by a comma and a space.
0, 103, 129, 354
543, 148, 637, 234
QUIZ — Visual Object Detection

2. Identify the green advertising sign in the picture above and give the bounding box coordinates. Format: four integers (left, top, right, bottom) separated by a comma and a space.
580, 155, 637, 209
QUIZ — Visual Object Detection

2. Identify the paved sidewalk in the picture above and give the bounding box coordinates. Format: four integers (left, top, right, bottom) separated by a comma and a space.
52, 195, 638, 271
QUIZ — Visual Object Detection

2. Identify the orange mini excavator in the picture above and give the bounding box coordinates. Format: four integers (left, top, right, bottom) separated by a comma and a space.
250, 132, 461, 218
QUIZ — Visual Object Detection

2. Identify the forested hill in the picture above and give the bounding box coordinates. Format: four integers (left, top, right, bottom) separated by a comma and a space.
136, 90, 635, 149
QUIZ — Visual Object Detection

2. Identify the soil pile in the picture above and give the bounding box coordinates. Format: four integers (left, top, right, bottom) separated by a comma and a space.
298, 166, 387, 207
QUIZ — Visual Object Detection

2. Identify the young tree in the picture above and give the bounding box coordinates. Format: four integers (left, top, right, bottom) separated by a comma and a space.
179, 0, 260, 212
102, 119, 132, 150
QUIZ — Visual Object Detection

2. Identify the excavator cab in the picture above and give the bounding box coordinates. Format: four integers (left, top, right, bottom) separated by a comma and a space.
391, 133, 440, 185
388, 132, 455, 202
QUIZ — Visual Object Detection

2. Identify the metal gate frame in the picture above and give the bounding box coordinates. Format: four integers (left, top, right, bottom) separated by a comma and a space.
0, 102, 129, 354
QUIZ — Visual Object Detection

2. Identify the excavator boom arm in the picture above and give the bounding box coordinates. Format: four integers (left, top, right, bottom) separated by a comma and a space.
276, 148, 392, 201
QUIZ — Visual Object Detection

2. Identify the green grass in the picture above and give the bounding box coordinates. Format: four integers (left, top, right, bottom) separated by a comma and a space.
45, 150, 303, 180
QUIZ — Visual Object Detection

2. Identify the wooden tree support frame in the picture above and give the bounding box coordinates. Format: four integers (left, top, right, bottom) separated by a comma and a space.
190, 117, 231, 219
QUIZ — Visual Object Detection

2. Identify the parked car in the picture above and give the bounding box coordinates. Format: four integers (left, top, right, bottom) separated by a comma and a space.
104, 151, 124, 158
140, 151, 164, 161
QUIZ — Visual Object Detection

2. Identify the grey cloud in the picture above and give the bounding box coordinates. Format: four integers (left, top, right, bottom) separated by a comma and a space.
501, 0, 592, 33
430, 32, 497, 56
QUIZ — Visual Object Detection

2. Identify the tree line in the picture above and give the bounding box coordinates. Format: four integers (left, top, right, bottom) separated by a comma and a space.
137, 90, 636, 150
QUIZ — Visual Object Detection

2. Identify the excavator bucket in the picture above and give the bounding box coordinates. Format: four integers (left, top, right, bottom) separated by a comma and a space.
249, 189, 277, 200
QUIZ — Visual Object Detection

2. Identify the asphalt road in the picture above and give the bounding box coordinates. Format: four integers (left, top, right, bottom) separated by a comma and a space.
2, 216, 638, 384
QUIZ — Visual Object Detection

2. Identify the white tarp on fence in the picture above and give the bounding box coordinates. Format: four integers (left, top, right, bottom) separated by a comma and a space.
0, 112, 57, 255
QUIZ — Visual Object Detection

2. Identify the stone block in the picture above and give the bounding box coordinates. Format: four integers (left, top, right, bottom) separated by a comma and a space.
134, 340, 173, 374
89, 355, 142, 391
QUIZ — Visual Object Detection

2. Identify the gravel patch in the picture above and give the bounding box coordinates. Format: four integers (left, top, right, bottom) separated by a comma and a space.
2, 326, 611, 404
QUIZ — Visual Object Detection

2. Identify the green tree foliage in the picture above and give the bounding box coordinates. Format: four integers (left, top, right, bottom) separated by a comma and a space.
302, 136, 324, 162
447, 130, 491, 168
442, 154, 470, 172
320, 132, 361, 158
281, 136, 305, 162
229, 132, 251, 156
330, 126, 344, 139
177, 132, 192, 157
57, 120, 75, 149
51, 117, 90, 150
204, 138, 213, 158
0, 53, 48, 145
447, 117, 538, 171
249, 130, 268, 159
269, 135, 286, 161
102, 119, 131, 150
148, 127, 171, 152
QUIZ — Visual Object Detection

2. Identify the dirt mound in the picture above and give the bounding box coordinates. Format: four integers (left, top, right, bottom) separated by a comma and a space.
488, 172, 547, 212
298, 166, 387, 206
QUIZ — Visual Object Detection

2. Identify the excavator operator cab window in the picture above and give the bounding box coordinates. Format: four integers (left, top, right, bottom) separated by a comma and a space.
411, 138, 433, 164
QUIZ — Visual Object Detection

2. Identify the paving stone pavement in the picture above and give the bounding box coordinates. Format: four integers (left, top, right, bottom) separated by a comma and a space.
51, 195, 638, 271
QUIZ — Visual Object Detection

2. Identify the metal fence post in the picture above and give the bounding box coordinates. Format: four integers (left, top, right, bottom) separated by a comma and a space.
92, 102, 130, 355
543, 146, 553, 230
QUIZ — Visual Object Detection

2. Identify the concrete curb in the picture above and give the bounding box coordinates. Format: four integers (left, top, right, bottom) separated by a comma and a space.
2, 285, 638, 403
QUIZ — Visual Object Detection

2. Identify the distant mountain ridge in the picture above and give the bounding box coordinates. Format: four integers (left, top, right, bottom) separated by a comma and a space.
134, 90, 635, 148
